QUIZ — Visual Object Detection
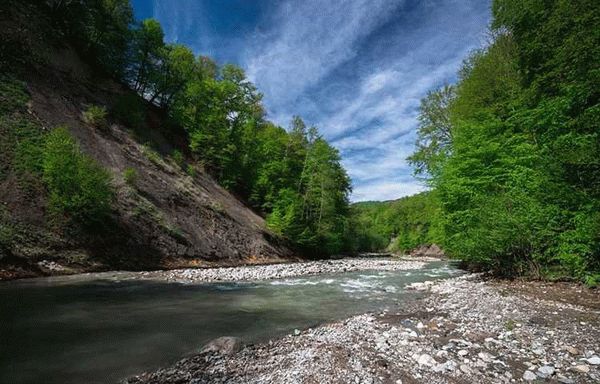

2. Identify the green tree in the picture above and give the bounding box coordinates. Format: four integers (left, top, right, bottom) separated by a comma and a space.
43, 128, 113, 225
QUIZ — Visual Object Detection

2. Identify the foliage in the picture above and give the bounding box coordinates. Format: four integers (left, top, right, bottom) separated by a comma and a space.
408, 0, 600, 280
82, 105, 108, 127
112, 94, 145, 129
42, 128, 113, 225
123, 167, 137, 186
141, 144, 162, 165
171, 150, 184, 167
15, 1, 353, 257
350, 192, 442, 253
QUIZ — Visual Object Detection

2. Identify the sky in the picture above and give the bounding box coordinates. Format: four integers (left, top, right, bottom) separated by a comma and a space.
132, 0, 491, 202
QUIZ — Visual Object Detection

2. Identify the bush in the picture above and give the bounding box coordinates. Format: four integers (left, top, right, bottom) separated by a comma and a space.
42, 127, 113, 225
171, 149, 184, 167
123, 167, 138, 186
82, 105, 108, 127
112, 94, 145, 129
186, 164, 197, 177
0, 75, 29, 114
142, 144, 162, 165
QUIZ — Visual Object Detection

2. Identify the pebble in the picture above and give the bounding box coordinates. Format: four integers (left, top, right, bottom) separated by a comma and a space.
557, 374, 575, 384
124, 274, 600, 384
459, 364, 472, 374
571, 364, 590, 373
586, 356, 600, 365
565, 346, 579, 355
417, 354, 437, 367
537, 365, 555, 378
133, 258, 426, 284
523, 370, 537, 381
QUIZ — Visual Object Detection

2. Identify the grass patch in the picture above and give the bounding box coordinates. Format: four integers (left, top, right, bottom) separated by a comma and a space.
186, 164, 197, 177
142, 144, 162, 165
504, 319, 516, 331
171, 149, 184, 167
123, 167, 138, 186
82, 105, 108, 128
0, 75, 29, 114
209, 201, 225, 213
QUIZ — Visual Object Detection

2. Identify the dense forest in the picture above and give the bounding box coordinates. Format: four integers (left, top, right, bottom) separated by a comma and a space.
2, 0, 599, 282
405, 0, 600, 283
351, 192, 442, 253
0, 0, 352, 257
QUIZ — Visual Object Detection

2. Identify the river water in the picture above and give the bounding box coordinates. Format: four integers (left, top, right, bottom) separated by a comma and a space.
0, 260, 462, 384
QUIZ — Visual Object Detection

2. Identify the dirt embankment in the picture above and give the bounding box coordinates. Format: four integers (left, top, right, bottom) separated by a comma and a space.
0, 7, 293, 280
126, 276, 600, 384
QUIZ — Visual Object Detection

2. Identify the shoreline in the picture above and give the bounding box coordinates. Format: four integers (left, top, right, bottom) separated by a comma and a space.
1, 256, 432, 285
126, 274, 600, 384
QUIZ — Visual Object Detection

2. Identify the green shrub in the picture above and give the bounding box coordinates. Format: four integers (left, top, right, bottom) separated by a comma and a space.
112, 94, 145, 129
171, 149, 184, 167
42, 127, 113, 225
0, 75, 29, 114
585, 274, 600, 289
142, 144, 162, 165
186, 164, 197, 177
82, 105, 108, 127
123, 167, 138, 186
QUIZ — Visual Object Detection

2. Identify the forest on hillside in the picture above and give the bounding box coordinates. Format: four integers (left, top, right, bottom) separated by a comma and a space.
358, 0, 600, 284
0, 0, 352, 257
1, 0, 599, 283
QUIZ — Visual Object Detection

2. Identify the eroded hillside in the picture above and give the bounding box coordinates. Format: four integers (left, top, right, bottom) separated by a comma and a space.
0, 4, 293, 279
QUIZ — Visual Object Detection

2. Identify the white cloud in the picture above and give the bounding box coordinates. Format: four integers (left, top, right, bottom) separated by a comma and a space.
244, 0, 403, 116
152, 0, 491, 201
352, 180, 428, 202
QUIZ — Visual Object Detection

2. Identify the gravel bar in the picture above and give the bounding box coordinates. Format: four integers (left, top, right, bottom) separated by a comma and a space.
134, 258, 427, 283
126, 274, 600, 384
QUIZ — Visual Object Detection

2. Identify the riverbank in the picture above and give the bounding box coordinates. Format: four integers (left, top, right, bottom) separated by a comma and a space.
2, 257, 427, 285
133, 257, 427, 283
126, 274, 600, 384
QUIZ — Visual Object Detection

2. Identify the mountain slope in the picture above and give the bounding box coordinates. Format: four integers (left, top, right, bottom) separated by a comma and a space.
0, 5, 293, 279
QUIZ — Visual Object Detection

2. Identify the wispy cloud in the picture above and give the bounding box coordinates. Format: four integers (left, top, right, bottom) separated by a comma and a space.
148, 0, 491, 202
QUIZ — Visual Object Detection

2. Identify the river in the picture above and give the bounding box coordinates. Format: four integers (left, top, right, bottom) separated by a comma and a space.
0, 260, 462, 384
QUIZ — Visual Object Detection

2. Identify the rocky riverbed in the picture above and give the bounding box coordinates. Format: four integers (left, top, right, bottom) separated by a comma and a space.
126, 274, 600, 384
131, 258, 427, 283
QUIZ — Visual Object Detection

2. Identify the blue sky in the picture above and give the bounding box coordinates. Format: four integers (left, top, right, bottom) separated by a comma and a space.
132, 0, 491, 201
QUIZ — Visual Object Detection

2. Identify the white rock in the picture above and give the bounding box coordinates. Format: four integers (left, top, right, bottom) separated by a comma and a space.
459, 364, 472, 374
523, 370, 537, 381
586, 356, 600, 365
557, 375, 575, 384
417, 354, 437, 367
477, 352, 496, 362
458, 349, 469, 356
537, 365, 555, 378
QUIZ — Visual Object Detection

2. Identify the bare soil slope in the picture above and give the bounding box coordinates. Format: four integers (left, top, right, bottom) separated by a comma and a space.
0, 6, 293, 279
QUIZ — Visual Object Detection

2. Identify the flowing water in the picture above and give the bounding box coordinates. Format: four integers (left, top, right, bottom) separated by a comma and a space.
0, 260, 462, 384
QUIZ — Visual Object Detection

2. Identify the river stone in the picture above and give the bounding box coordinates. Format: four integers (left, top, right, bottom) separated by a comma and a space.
200, 336, 242, 355
417, 353, 437, 367
586, 356, 600, 365
557, 375, 575, 384
459, 364, 472, 374
537, 365, 555, 378
523, 370, 537, 381
566, 346, 580, 355
571, 364, 590, 373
